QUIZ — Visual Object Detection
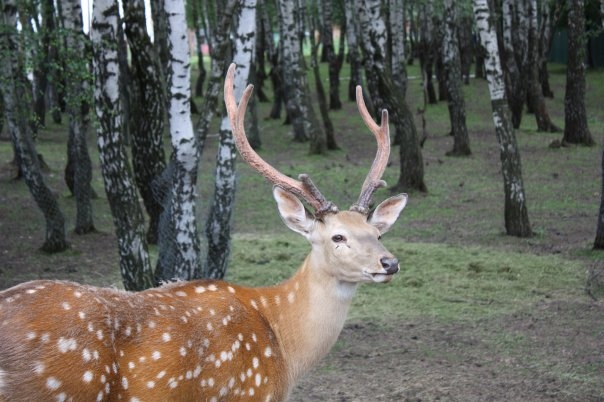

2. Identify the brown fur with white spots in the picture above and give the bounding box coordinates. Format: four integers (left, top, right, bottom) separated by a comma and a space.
0, 64, 407, 401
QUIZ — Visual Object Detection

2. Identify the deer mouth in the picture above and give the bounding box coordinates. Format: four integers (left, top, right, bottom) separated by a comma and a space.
363, 271, 396, 283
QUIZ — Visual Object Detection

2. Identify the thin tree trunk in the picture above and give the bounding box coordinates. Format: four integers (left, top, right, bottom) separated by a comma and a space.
310, 11, 338, 150
562, 0, 595, 146
538, 0, 555, 98
123, 0, 167, 245
390, 0, 408, 97
593, 0, 604, 249
443, 0, 471, 156
357, 0, 427, 193
91, 0, 154, 289
277, 0, 326, 153
322, 0, 342, 110
526, 0, 559, 132
502, 0, 529, 129
344, 0, 363, 101
203, 0, 257, 279
156, 0, 202, 283
473, 0, 532, 238
458, 15, 473, 84
0, 0, 69, 253
195, 0, 238, 151
61, 0, 96, 235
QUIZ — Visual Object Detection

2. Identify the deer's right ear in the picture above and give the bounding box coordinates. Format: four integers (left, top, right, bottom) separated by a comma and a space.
273, 186, 315, 237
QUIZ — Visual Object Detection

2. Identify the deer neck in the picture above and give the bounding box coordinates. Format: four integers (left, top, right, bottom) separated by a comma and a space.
258, 254, 357, 386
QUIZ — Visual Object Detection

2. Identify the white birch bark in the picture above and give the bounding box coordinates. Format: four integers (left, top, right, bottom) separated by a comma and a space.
91, 0, 154, 289
204, 0, 257, 279
61, 0, 95, 234
277, 0, 325, 153
389, 0, 407, 96
472, 0, 532, 237
161, 0, 201, 280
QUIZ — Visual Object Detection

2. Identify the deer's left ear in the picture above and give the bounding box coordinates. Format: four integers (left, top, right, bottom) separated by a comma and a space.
368, 194, 407, 235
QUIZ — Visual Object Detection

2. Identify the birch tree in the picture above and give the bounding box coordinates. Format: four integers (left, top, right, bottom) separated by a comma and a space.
594, 0, 604, 249
389, 0, 408, 97
60, 0, 95, 235
356, 0, 427, 193
122, 0, 167, 244
562, 0, 595, 146
91, 0, 154, 289
473, 0, 532, 238
0, 0, 68, 253
155, 0, 202, 282
344, 0, 363, 101
203, 0, 257, 279
321, 0, 342, 110
526, 0, 559, 132
195, 0, 238, 151
277, 0, 326, 154
443, 0, 471, 156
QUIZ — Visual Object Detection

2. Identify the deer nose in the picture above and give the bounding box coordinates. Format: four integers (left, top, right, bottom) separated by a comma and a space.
380, 257, 399, 274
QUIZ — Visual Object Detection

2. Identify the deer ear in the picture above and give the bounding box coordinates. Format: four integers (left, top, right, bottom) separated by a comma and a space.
368, 193, 407, 235
273, 186, 315, 236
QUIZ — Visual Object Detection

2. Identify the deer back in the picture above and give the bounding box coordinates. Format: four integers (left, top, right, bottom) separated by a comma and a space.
0, 280, 288, 401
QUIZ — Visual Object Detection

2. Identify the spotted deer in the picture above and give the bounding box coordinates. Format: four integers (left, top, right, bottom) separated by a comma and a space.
0, 64, 407, 401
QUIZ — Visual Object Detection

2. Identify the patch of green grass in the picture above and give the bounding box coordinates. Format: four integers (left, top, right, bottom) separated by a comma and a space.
226, 236, 585, 323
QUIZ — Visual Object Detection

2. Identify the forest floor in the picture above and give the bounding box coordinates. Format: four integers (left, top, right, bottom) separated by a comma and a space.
1, 64, 603, 401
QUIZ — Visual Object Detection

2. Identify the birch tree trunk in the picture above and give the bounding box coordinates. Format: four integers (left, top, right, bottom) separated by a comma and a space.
155, 0, 202, 283
0, 0, 69, 253
277, 0, 326, 154
502, 0, 529, 129
443, 0, 471, 156
344, 0, 363, 101
562, 0, 595, 146
525, 0, 559, 132
203, 0, 257, 279
538, 1, 555, 98
389, 0, 408, 97
91, 0, 154, 289
321, 0, 342, 110
123, 0, 167, 245
593, 0, 604, 249
473, 0, 532, 238
60, 0, 95, 234
356, 0, 427, 193
194, 0, 238, 151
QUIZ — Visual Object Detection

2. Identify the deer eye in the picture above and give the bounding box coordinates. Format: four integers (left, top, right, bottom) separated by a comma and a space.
331, 234, 346, 243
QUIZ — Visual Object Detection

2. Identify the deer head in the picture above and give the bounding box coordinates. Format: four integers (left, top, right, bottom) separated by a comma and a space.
225, 63, 408, 287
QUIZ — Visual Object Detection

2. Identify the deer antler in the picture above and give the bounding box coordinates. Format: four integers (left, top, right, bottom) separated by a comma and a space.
350, 86, 391, 215
224, 63, 338, 216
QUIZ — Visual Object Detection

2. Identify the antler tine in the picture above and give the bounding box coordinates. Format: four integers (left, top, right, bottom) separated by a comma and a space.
224, 63, 337, 216
350, 85, 391, 215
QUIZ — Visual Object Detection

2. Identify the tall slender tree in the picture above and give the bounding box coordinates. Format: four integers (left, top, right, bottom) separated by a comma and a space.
0, 0, 69, 253
526, 0, 559, 132
443, 0, 471, 156
277, 0, 325, 154
203, 0, 257, 279
344, 0, 363, 101
91, 0, 154, 289
593, 0, 604, 249
60, 0, 96, 235
156, 0, 202, 283
122, 0, 167, 244
321, 0, 342, 110
356, 0, 426, 193
562, 0, 595, 146
473, 0, 532, 238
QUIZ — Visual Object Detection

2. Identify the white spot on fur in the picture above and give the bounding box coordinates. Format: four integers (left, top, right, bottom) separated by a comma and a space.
264, 347, 272, 357
162, 332, 171, 342
83, 371, 93, 383
152, 351, 161, 360
46, 377, 61, 390
57, 337, 77, 353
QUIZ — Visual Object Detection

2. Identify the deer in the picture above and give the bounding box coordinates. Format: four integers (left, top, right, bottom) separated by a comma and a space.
0, 63, 407, 401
